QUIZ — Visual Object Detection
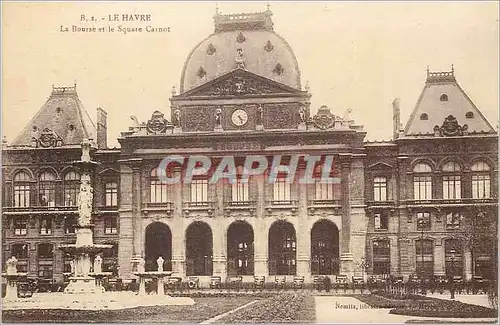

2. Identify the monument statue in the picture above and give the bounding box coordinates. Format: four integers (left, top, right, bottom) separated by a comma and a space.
94, 255, 103, 274
77, 174, 93, 227
299, 106, 306, 123
70, 260, 75, 274
157, 256, 164, 272
82, 253, 91, 276
173, 109, 181, 127
137, 257, 145, 273
81, 138, 91, 162
6, 256, 18, 275
235, 48, 246, 69
214, 108, 222, 127
257, 105, 264, 125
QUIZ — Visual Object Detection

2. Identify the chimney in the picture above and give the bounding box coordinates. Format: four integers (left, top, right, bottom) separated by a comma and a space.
96, 107, 108, 149
392, 98, 401, 140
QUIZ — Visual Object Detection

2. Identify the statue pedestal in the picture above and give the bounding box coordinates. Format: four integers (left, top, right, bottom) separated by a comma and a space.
214, 126, 223, 132
1, 273, 27, 300
75, 228, 93, 246
173, 127, 182, 134
298, 123, 307, 130
64, 276, 104, 294
256, 124, 264, 131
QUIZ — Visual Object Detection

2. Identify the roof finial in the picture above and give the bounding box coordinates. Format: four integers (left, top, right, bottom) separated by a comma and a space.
305, 80, 310, 92
171, 85, 177, 96
74, 80, 77, 89
266, 2, 271, 11
426, 65, 430, 75
451, 64, 454, 73
215, 2, 219, 15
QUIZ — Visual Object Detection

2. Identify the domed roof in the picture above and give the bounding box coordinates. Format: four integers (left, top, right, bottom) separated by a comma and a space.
180, 10, 301, 93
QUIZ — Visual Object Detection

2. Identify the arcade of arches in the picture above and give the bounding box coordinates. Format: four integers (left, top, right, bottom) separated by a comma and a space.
144, 219, 341, 278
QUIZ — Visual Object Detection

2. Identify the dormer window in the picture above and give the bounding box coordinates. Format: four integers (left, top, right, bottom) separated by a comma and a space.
420, 113, 428, 120
466, 111, 474, 119
440, 94, 448, 102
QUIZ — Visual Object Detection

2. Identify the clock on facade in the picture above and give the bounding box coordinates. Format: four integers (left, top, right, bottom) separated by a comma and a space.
231, 109, 248, 126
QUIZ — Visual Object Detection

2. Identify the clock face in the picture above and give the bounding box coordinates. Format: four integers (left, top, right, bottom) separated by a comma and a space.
231, 109, 248, 126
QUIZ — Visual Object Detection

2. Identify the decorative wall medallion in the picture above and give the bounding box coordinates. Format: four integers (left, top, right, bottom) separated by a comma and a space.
37, 128, 63, 148
197, 66, 207, 79
273, 63, 284, 75
206, 43, 216, 55
236, 32, 246, 43
264, 40, 274, 52
312, 106, 335, 130
231, 109, 248, 126
434, 115, 468, 136
146, 110, 169, 134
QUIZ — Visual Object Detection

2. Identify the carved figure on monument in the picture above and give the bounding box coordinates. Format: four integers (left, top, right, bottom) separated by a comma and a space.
6, 256, 18, 275
215, 108, 222, 127
70, 260, 75, 274
82, 253, 91, 275
172, 109, 181, 127
299, 106, 306, 123
94, 255, 103, 273
343, 108, 354, 125
235, 48, 246, 69
137, 257, 145, 273
157, 256, 165, 272
77, 174, 93, 227
256, 105, 264, 125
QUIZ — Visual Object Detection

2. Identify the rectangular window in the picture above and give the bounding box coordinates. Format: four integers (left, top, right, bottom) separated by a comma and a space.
445, 240, 463, 277
373, 176, 388, 201
413, 176, 432, 200
442, 175, 461, 199
315, 181, 335, 201
11, 244, 28, 258
416, 212, 431, 230
38, 244, 53, 259
104, 217, 118, 234
64, 216, 76, 234
231, 180, 249, 202
13, 217, 28, 235
372, 240, 390, 275
273, 177, 291, 203
39, 217, 52, 235
472, 174, 491, 199
64, 183, 79, 206
446, 212, 462, 229
374, 213, 388, 230
14, 185, 30, 207
105, 182, 118, 207
39, 182, 56, 207
190, 179, 208, 204
38, 265, 53, 279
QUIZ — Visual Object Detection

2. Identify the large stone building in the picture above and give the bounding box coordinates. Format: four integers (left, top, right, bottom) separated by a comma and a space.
2, 9, 497, 285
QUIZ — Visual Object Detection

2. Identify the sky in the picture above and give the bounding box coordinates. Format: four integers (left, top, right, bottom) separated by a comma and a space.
2, 1, 499, 147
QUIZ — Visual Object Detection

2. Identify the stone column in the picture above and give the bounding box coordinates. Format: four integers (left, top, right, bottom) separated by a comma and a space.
434, 240, 445, 276
212, 173, 227, 280
171, 167, 185, 277
340, 161, 354, 276
118, 164, 134, 279
131, 164, 143, 257
254, 174, 268, 276
296, 167, 310, 279
464, 246, 472, 281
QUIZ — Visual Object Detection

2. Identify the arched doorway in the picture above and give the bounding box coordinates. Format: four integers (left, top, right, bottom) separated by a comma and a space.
186, 221, 213, 276
227, 221, 254, 276
311, 220, 339, 275
268, 220, 296, 275
145, 222, 172, 271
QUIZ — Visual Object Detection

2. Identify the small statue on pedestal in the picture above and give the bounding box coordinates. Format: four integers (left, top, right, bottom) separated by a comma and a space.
214, 108, 222, 128
94, 255, 103, 274
157, 256, 164, 272
173, 109, 181, 127
137, 257, 145, 273
257, 105, 264, 125
6, 256, 18, 275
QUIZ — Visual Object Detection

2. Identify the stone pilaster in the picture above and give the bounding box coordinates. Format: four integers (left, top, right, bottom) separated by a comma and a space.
434, 240, 445, 276
118, 164, 134, 279
464, 246, 472, 280
254, 174, 268, 276
131, 164, 143, 257
171, 168, 185, 277
340, 160, 354, 275
212, 175, 227, 280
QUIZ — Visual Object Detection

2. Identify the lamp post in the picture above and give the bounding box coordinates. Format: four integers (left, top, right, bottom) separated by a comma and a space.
450, 248, 456, 299
417, 216, 426, 294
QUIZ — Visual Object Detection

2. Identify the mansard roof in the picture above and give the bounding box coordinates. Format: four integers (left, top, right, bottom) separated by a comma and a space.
10, 85, 97, 148
403, 67, 496, 138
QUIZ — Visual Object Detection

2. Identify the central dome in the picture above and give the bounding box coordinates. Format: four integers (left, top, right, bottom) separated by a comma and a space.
180, 10, 301, 93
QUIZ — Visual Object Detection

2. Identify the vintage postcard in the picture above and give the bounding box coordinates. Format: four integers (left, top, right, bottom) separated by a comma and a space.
1, 1, 498, 323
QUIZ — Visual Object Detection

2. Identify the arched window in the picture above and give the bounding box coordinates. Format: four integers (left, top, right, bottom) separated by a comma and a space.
415, 239, 434, 277
150, 168, 169, 203
372, 240, 390, 275
13, 171, 31, 207
273, 174, 291, 203
466, 111, 474, 119
231, 166, 249, 203
471, 161, 491, 199
440, 94, 448, 102
442, 162, 461, 199
413, 163, 432, 200
420, 113, 429, 120
38, 243, 54, 280
64, 170, 80, 206
39, 171, 56, 206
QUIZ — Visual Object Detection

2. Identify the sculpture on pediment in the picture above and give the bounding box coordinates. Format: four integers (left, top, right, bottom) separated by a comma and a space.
298, 106, 307, 123
36, 128, 63, 148
214, 108, 222, 127
434, 115, 468, 136
199, 75, 277, 97
256, 105, 264, 125
235, 48, 246, 69
312, 105, 335, 130
146, 110, 169, 134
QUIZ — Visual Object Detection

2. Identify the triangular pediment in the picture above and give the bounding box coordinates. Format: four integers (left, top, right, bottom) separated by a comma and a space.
176, 69, 304, 98
368, 162, 393, 170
